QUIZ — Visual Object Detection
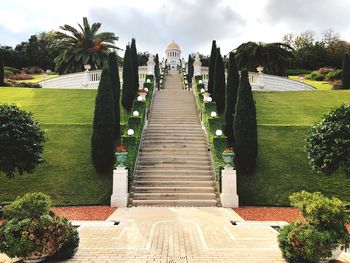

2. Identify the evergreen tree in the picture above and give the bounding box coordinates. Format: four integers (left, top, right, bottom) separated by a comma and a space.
234, 69, 258, 174
213, 48, 225, 114
108, 52, 121, 142
0, 51, 4, 86
187, 54, 194, 86
341, 53, 350, 89
208, 40, 217, 94
130, 38, 139, 94
121, 45, 135, 112
155, 53, 160, 87
224, 52, 239, 146
91, 64, 115, 174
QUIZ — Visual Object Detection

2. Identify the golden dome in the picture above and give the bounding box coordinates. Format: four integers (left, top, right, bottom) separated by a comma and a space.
166, 41, 180, 50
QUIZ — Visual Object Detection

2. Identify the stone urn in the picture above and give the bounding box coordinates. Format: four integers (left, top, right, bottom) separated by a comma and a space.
222, 152, 235, 168
115, 152, 128, 168
138, 91, 147, 101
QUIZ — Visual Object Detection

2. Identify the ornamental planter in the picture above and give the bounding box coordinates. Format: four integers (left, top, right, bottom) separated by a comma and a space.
115, 152, 128, 168
23, 254, 49, 263
222, 152, 235, 168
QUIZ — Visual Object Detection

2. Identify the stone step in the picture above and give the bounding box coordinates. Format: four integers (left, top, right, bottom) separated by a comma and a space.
133, 192, 216, 200
142, 136, 205, 141
137, 164, 212, 170
134, 180, 214, 187
142, 139, 206, 144
141, 147, 209, 152
138, 160, 210, 166
139, 155, 209, 160
135, 175, 213, 181
135, 170, 212, 175
133, 186, 215, 193
132, 199, 218, 206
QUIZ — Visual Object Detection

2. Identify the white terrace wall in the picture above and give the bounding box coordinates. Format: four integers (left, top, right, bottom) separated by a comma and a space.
41, 66, 149, 89
199, 66, 314, 92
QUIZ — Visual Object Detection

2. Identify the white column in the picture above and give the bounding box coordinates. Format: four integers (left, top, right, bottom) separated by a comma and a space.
220, 167, 239, 208
110, 167, 129, 207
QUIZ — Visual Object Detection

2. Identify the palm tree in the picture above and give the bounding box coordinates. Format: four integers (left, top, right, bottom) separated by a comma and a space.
54, 17, 120, 74
234, 42, 294, 76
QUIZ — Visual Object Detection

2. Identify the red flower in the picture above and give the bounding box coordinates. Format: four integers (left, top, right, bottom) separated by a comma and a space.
224, 147, 234, 152
115, 145, 126, 152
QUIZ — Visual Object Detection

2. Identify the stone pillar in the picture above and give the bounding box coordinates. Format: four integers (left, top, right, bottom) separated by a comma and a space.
220, 167, 239, 208
193, 53, 202, 76
111, 167, 129, 207
147, 54, 155, 76
83, 70, 89, 87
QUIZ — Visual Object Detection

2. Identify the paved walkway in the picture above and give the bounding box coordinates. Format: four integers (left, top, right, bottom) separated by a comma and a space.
66, 207, 286, 262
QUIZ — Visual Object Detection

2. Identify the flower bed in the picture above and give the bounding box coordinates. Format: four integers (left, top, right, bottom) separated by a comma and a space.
52, 206, 116, 221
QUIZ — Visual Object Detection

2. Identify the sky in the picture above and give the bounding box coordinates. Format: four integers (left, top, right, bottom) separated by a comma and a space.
1, 0, 350, 59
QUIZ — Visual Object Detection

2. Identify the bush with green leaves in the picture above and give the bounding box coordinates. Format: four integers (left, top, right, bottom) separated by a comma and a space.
305, 105, 350, 177
0, 104, 45, 178
0, 51, 4, 86
342, 53, 350, 89
50, 227, 79, 260
278, 191, 350, 263
0, 193, 75, 259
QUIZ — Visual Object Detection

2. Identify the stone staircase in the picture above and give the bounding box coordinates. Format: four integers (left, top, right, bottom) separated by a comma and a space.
130, 69, 220, 206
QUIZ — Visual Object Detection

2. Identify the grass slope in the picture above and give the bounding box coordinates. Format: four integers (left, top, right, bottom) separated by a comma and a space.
288, 76, 332, 90
0, 88, 113, 205
240, 90, 350, 205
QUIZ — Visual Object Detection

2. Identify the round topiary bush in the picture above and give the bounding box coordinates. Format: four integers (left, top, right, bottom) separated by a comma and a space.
50, 227, 79, 260
0, 104, 45, 178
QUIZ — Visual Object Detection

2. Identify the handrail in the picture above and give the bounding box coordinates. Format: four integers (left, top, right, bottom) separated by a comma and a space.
128, 82, 157, 206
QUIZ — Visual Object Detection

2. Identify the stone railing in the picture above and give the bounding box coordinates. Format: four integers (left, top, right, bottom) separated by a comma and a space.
41, 66, 150, 89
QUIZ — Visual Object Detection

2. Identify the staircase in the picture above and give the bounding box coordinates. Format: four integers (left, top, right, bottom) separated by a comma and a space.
130, 69, 219, 206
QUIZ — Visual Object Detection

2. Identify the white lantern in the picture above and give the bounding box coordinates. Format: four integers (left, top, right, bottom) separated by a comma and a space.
146, 79, 151, 83
200, 88, 205, 93
127, 129, 134, 136
199, 80, 203, 84
211, 111, 217, 117
137, 96, 143, 101
207, 97, 212, 102
144, 87, 149, 92
215, 129, 223, 136
133, 111, 139, 117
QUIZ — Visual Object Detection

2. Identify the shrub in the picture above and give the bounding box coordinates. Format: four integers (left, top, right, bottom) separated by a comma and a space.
342, 53, 350, 89
208, 40, 217, 94
121, 45, 135, 112
3, 80, 41, 88
9, 72, 33, 80
4, 192, 52, 220
318, 67, 334, 75
0, 51, 4, 86
0, 193, 74, 259
22, 66, 44, 74
332, 80, 343, 90
287, 69, 313, 76
0, 104, 45, 178
50, 227, 79, 260
326, 69, 342, 81
213, 48, 225, 114
305, 105, 350, 176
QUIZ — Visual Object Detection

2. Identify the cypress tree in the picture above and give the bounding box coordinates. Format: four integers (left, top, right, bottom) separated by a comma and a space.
130, 38, 139, 94
91, 63, 115, 174
208, 40, 217, 94
155, 53, 160, 86
224, 52, 239, 147
0, 51, 4, 86
342, 53, 350, 90
121, 45, 135, 112
213, 48, 225, 114
108, 52, 121, 142
234, 69, 258, 175
187, 54, 194, 85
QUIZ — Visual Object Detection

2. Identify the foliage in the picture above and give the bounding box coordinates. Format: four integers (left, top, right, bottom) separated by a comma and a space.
235, 41, 294, 76
326, 69, 342, 81
0, 193, 73, 258
3, 80, 41, 88
108, 52, 121, 142
121, 45, 135, 112
0, 51, 4, 86
213, 48, 225, 114
54, 17, 119, 74
234, 70, 258, 174
0, 104, 45, 178
208, 40, 217, 94
287, 69, 313, 76
342, 53, 350, 89
50, 227, 79, 260
305, 105, 350, 176
224, 52, 239, 146
187, 54, 194, 85
91, 64, 115, 174
4, 192, 52, 220
130, 39, 139, 94
8, 72, 33, 80
278, 191, 349, 262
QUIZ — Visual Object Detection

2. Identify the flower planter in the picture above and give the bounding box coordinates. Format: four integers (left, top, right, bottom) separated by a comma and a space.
23, 254, 48, 263
222, 152, 234, 168
115, 152, 128, 168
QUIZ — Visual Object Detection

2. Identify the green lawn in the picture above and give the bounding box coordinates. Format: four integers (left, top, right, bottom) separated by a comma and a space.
288, 76, 333, 90
0, 88, 112, 205
242, 90, 350, 205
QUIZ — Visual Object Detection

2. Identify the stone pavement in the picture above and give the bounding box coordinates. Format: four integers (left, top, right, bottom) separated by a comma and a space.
65, 207, 286, 262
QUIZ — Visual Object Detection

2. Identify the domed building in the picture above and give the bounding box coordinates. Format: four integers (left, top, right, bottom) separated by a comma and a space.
165, 41, 181, 68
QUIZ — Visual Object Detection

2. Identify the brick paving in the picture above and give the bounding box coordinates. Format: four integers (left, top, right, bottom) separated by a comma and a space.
64, 207, 286, 262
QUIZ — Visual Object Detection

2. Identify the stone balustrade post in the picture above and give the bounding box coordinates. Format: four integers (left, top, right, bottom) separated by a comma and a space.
111, 167, 129, 207
220, 167, 239, 208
